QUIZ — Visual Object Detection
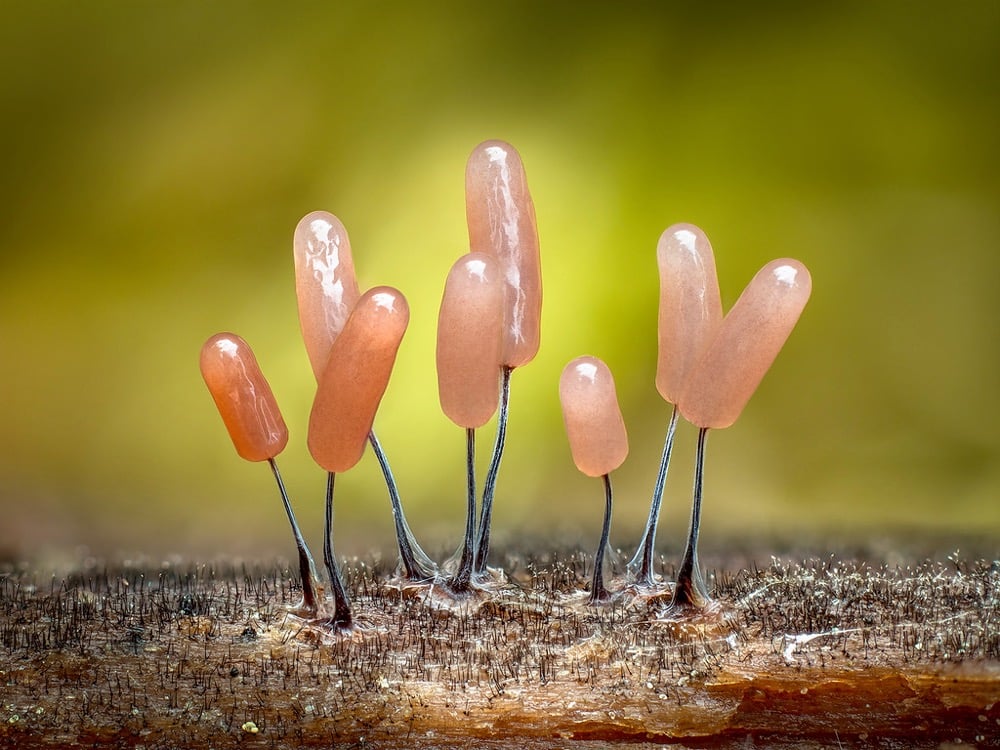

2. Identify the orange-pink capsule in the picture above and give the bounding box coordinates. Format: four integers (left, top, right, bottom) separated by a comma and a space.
679, 259, 812, 429
199, 333, 288, 462
655, 223, 723, 404
293, 211, 361, 381
436, 253, 504, 428
559, 356, 629, 478
465, 140, 542, 368
307, 286, 409, 473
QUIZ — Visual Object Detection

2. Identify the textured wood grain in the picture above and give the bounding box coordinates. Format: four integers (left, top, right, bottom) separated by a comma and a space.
1, 553, 998, 749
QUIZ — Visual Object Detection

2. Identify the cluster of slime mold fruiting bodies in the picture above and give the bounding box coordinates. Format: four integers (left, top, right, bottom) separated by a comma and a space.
199, 139, 811, 636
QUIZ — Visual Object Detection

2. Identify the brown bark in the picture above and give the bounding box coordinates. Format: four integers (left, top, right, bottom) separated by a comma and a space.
1, 554, 998, 748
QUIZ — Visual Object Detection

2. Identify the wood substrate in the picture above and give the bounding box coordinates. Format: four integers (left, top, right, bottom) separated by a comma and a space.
1, 554, 998, 748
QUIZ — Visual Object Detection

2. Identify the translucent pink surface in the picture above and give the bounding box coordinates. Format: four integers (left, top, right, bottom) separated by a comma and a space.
436, 253, 504, 428
655, 223, 723, 404
559, 356, 629, 477
679, 259, 812, 429
465, 140, 541, 367
199, 332, 288, 462
307, 287, 409, 473
293, 211, 361, 380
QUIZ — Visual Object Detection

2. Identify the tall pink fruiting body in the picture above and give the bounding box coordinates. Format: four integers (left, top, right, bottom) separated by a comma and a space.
655, 224, 724, 404
436, 252, 504, 428
293, 210, 361, 380
628, 223, 724, 587
559, 356, 629, 478
199, 333, 288, 462
465, 140, 542, 368
308, 287, 409, 473
680, 259, 812, 429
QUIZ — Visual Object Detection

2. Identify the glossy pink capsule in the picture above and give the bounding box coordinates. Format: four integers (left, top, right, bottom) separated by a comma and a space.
436, 253, 504, 428
293, 211, 361, 380
559, 356, 629, 477
307, 287, 409, 473
200, 333, 288, 462
465, 140, 542, 368
655, 223, 723, 404
679, 259, 812, 429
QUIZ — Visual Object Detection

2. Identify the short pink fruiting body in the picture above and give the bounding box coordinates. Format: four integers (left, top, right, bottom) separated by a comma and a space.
293, 211, 361, 381
655, 223, 723, 404
199, 332, 288, 462
436, 253, 504, 428
307, 287, 409, 473
559, 356, 629, 478
679, 259, 812, 429
465, 140, 542, 368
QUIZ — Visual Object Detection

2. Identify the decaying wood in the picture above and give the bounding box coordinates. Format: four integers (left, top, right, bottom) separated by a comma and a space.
1, 552, 998, 748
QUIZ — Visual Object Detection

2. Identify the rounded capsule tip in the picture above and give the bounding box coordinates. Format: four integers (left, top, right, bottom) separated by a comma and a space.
293, 210, 362, 381
465, 140, 542, 368
307, 287, 410, 473
436, 252, 504, 428
679, 258, 812, 429
199, 332, 288, 462
559, 356, 629, 477
655, 222, 723, 404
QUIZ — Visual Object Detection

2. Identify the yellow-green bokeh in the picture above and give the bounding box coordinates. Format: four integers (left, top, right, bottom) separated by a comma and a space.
1, 2, 997, 562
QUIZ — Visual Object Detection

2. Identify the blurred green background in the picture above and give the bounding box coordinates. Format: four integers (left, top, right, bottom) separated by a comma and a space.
1, 2, 997, 564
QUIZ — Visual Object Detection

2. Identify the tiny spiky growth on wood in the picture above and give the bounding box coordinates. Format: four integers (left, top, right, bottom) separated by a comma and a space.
1, 551, 998, 748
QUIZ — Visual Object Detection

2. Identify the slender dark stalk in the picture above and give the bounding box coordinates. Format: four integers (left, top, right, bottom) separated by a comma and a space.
474, 365, 513, 576
447, 428, 478, 593
627, 404, 679, 587
589, 473, 615, 604
671, 427, 712, 609
267, 458, 319, 614
367, 430, 436, 581
322, 472, 353, 629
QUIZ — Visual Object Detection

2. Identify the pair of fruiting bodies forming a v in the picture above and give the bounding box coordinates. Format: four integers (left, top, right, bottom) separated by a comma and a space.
200, 140, 810, 631
560, 226, 811, 609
